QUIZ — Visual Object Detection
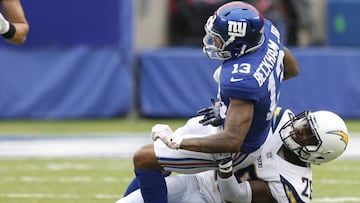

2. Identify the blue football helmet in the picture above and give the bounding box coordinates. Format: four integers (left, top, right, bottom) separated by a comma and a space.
203, 1, 265, 60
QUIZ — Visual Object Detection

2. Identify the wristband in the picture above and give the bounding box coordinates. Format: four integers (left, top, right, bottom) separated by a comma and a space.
218, 159, 233, 173
2, 23, 16, 39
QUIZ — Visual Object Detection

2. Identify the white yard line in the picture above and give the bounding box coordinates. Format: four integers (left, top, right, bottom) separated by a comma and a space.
0, 134, 359, 159
0, 134, 150, 158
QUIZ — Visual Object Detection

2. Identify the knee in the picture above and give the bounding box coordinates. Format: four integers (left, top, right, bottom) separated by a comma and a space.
133, 146, 149, 167
133, 144, 160, 170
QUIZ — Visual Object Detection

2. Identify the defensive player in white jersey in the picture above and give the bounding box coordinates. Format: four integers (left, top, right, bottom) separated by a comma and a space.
116, 107, 349, 203
217, 107, 349, 203
132, 1, 299, 202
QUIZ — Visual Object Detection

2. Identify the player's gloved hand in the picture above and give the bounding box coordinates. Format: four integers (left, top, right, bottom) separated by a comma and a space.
151, 124, 173, 142
198, 98, 222, 127
218, 157, 233, 174
151, 124, 182, 150
0, 13, 10, 34
167, 136, 183, 150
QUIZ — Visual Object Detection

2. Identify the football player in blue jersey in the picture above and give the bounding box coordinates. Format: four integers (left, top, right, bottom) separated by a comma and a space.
0, 0, 29, 45
131, 1, 299, 202
116, 107, 349, 203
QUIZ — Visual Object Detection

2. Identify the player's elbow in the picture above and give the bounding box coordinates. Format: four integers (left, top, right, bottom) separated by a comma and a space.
11, 37, 26, 45
283, 47, 300, 80
10, 24, 29, 45
223, 132, 245, 152
283, 63, 299, 79
228, 145, 240, 153
226, 139, 243, 152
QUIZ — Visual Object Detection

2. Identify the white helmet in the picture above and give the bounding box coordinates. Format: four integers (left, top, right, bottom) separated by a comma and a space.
279, 110, 349, 165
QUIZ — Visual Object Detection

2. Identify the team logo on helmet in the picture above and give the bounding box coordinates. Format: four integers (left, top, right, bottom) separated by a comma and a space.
228, 21, 247, 37
328, 130, 349, 146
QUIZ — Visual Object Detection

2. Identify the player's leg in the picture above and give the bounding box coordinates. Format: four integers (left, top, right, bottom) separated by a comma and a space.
166, 174, 208, 203
133, 143, 167, 203
131, 117, 212, 203
123, 171, 171, 197
132, 116, 224, 203
133, 142, 220, 203
115, 189, 144, 203
116, 172, 207, 203
123, 177, 139, 196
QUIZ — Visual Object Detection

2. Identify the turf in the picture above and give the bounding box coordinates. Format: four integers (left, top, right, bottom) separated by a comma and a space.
0, 118, 188, 134
0, 118, 358, 203
0, 158, 133, 203
0, 158, 359, 203
312, 159, 360, 202
0, 118, 358, 134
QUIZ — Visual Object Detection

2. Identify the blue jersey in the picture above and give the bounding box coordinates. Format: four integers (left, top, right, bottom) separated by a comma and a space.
219, 20, 284, 153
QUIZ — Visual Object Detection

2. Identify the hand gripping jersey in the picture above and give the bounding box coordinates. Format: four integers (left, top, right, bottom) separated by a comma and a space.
218, 20, 285, 153
234, 107, 313, 203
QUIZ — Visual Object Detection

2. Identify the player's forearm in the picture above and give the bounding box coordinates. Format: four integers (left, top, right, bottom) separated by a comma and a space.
217, 176, 252, 203
179, 132, 243, 153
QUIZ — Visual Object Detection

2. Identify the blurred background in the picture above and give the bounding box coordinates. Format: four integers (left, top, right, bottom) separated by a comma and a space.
0, 0, 359, 120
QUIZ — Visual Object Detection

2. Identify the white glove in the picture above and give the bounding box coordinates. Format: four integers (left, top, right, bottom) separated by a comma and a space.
151, 124, 173, 142
151, 124, 182, 150
0, 13, 10, 34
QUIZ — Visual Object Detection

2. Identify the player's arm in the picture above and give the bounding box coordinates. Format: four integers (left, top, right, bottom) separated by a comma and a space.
218, 178, 276, 203
283, 46, 299, 80
217, 160, 276, 203
1, 0, 29, 45
179, 98, 254, 153
249, 180, 277, 203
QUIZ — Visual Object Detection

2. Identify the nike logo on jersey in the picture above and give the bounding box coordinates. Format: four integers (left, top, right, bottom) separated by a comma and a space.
230, 77, 244, 82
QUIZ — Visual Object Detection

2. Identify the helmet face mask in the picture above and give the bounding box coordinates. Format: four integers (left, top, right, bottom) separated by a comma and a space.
280, 110, 349, 165
203, 16, 232, 60
202, 1, 265, 60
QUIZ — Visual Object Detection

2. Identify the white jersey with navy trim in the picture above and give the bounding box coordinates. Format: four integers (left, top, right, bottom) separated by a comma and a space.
268, 108, 312, 203
235, 107, 313, 203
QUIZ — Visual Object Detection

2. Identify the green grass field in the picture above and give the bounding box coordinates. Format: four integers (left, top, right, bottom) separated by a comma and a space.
0, 118, 188, 134
0, 118, 359, 203
0, 158, 132, 203
0, 159, 359, 203
0, 118, 359, 134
